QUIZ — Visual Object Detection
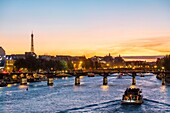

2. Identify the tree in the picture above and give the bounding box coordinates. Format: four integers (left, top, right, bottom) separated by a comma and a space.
67, 61, 74, 70
14, 58, 26, 71
56, 60, 67, 71
95, 61, 101, 69
84, 59, 94, 70
14, 56, 39, 72
60, 60, 68, 71
25, 56, 39, 72
44, 60, 56, 72
156, 58, 163, 70
162, 55, 170, 71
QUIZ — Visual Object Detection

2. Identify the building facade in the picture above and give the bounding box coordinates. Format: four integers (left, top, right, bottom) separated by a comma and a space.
0, 47, 6, 69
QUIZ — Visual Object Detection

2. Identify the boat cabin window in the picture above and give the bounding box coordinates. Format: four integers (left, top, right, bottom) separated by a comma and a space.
125, 88, 141, 95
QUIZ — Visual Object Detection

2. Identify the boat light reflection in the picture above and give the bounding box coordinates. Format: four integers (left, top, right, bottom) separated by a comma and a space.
101, 85, 109, 91
7, 84, 13, 87
160, 85, 166, 92
18, 85, 28, 89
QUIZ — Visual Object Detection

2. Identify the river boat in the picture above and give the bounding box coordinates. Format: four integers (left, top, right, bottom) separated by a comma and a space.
121, 86, 143, 104
117, 73, 123, 79
140, 73, 145, 77
57, 73, 69, 77
143, 73, 155, 76
87, 73, 95, 77
0, 80, 7, 87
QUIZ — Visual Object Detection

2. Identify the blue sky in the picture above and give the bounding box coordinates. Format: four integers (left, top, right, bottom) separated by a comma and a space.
1, 0, 170, 57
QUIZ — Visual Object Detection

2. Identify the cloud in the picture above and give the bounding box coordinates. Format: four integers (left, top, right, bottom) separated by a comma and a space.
102, 36, 170, 56
52, 36, 170, 57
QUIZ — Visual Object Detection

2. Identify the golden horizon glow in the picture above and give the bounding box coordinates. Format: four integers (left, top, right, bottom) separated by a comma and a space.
1, 1, 170, 59
2, 36, 170, 58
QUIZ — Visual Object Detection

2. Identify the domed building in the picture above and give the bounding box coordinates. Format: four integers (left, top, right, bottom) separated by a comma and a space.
113, 55, 125, 68
102, 53, 114, 69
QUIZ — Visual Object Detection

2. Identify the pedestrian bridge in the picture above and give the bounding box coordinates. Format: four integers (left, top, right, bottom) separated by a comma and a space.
0, 69, 169, 87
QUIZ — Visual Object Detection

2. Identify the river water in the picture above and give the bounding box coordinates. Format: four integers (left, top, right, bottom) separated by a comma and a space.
0, 75, 170, 113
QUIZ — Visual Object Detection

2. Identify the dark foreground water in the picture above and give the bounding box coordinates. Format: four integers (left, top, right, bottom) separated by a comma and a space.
0, 75, 170, 113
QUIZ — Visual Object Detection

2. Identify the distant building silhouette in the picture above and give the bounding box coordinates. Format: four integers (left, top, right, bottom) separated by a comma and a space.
39, 55, 56, 61
113, 55, 125, 67
6, 54, 25, 60
103, 53, 114, 62
0, 47, 6, 69
25, 52, 36, 58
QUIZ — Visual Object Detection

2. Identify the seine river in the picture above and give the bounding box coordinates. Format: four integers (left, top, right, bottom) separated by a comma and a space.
0, 75, 170, 113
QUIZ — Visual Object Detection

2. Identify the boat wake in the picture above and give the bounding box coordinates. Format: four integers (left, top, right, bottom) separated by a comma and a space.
143, 98, 170, 107
58, 98, 170, 113
58, 99, 120, 113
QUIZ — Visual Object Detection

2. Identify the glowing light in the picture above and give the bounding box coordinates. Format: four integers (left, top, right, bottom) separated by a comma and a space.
160, 85, 166, 92
129, 65, 132, 68
7, 84, 13, 87
73, 64, 76, 68
120, 66, 123, 68
3, 70, 7, 74
130, 85, 136, 89
114, 66, 118, 68
154, 65, 157, 68
80, 76, 84, 79
18, 85, 28, 89
12, 75, 17, 80
106, 63, 109, 66
100, 85, 109, 91
162, 67, 165, 70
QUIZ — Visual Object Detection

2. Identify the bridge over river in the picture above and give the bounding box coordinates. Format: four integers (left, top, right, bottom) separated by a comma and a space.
0, 69, 169, 86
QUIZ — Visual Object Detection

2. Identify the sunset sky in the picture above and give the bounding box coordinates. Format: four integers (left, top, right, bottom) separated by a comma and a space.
1, 0, 170, 58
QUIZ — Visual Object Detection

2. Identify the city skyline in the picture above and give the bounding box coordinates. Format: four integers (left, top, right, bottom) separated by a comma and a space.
1, 0, 170, 57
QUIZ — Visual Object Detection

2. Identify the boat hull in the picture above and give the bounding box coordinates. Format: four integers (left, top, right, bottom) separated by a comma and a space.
121, 100, 143, 105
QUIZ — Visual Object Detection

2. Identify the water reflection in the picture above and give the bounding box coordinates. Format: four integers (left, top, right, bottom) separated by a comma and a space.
7, 84, 13, 88
80, 76, 84, 79
160, 85, 166, 92
73, 85, 81, 91
61, 77, 68, 80
49, 86, 54, 89
18, 85, 28, 89
5, 91, 12, 96
100, 85, 109, 91
13, 83, 17, 86
0, 87, 3, 90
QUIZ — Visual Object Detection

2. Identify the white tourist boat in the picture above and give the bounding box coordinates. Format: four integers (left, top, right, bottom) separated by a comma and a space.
121, 86, 143, 104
